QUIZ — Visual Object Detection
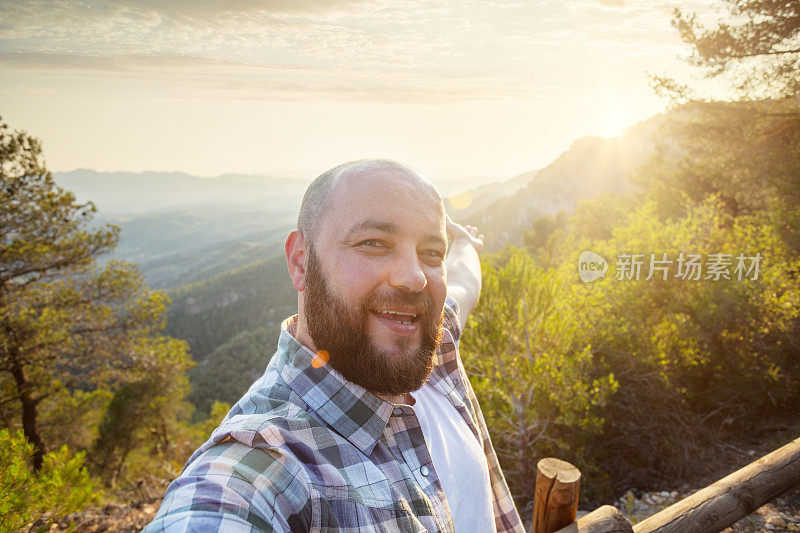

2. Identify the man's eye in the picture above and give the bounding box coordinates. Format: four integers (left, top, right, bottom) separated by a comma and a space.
424, 250, 445, 260
359, 240, 385, 248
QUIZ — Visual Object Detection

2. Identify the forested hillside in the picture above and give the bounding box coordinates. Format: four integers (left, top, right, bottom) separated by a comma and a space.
459, 97, 800, 510
165, 254, 297, 416
460, 114, 662, 251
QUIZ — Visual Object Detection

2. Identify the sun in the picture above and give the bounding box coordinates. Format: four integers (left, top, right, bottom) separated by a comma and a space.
594, 94, 633, 138
598, 110, 628, 138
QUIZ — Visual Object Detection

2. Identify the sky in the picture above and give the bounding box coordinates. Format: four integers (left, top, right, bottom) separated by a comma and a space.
0, 0, 721, 185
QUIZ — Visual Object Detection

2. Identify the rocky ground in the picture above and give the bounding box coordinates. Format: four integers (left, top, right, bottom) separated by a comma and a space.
51, 501, 159, 532
51, 480, 166, 533
613, 486, 800, 532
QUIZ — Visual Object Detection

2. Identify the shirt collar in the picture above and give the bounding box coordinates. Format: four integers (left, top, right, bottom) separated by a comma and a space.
276, 315, 395, 456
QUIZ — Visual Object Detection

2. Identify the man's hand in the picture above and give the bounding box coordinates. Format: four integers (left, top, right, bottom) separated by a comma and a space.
445, 216, 484, 331
447, 217, 484, 254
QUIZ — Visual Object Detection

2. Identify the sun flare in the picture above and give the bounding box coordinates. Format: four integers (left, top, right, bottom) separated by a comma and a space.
598, 110, 628, 138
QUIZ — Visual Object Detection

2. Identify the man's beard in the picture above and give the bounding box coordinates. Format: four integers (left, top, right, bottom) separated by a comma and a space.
303, 246, 443, 396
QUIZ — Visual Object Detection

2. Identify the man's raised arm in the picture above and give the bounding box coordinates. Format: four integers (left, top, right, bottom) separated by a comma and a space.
445, 216, 485, 332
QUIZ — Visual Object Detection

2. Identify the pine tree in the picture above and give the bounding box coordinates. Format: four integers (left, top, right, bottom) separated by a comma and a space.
667, 0, 800, 98
0, 116, 191, 469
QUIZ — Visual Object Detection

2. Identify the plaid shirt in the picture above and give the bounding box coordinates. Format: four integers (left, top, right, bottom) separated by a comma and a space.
145, 297, 524, 532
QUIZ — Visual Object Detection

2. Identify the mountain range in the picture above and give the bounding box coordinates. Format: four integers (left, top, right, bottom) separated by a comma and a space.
52, 110, 668, 416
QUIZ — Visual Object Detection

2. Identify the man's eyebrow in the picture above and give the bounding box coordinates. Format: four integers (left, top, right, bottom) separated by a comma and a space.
344, 220, 399, 239
422, 234, 447, 248
343, 219, 447, 247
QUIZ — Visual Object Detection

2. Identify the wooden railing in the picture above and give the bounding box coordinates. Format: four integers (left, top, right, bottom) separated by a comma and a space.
530, 436, 800, 533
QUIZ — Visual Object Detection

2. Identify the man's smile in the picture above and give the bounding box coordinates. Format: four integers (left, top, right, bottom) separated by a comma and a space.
370, 308, 421, 335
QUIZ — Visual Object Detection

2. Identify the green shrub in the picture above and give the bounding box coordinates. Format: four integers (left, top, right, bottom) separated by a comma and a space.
0, 429, 99, 532
460, 248, 617, 507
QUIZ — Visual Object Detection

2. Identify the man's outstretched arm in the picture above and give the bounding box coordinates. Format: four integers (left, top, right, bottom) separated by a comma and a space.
445, 216, 484, 332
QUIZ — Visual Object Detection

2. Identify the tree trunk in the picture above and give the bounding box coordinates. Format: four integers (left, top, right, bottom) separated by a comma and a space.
518, 405, 534, 503
111, 443, 134, 488
10, 353, 46, 469
160, 420, 170, 461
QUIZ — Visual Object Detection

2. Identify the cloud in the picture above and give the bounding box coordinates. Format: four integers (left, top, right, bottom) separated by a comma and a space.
2, 0, 366, 27
0, 52, 544, 104
0, 52, 283, 74
0, 1, 372, 54
0, 0, 709, 105
597, 0, 625, 7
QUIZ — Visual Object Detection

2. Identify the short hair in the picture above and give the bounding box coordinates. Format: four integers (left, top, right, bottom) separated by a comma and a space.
297, 159, 419, 243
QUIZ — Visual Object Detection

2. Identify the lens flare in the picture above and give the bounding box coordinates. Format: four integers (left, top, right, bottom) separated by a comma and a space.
312, 350, 330, 368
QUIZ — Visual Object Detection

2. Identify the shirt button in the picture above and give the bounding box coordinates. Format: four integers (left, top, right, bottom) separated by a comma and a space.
393, 407, 404, 416
420, 465, 430, 477
453, 379, 459, 386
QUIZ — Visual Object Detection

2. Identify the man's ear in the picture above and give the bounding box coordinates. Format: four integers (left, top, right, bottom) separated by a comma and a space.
285, 230, 307, 291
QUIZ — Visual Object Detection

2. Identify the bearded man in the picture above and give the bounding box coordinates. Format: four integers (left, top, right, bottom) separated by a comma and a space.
145, 160, 524, 532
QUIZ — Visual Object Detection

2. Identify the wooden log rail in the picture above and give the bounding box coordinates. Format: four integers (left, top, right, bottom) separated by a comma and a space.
632, 435, 800, 533
531, 436, 800, 533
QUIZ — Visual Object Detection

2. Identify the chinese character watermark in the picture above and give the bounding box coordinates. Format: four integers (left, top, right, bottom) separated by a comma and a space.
579, 251, 762, 282
615, 253, 644, 281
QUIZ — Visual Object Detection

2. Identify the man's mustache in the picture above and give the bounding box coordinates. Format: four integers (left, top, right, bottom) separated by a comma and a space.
362, 289, 434, 315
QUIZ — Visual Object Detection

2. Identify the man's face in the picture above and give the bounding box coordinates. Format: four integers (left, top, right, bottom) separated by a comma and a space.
302, 169, 448, 395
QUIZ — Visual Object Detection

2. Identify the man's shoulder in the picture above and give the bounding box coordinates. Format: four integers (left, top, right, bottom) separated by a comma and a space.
166, 386, 339, 520
203, 369, 330, 452
181, 400, 389, 514
148, 434, 316, 532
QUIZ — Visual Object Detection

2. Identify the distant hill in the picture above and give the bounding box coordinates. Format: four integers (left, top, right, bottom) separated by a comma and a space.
445, 169, 538, 219
448, 114, 665, 250
138, 235, 285, 290
54, 169, 310, 215
52, 170, 305, 288
98, 209, 293, 289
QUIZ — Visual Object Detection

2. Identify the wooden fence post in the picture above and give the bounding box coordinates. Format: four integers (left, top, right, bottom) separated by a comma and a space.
533, 458, 581, 533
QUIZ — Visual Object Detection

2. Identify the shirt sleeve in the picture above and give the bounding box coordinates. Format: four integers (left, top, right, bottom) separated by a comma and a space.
443, 293, 462, 344
144, 442, 313, 533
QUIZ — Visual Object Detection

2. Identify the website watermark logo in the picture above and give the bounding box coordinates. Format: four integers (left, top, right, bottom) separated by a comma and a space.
578, 251, 762, 282
578, 250, 608, 283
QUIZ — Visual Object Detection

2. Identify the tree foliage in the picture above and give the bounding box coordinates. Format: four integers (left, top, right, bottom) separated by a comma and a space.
0, 116, 193, 476
460, 248, 617, 506
0, 429, 98, 532
467, 95, 800, 504
91, 336, 193, 486
661, 0, 800, 99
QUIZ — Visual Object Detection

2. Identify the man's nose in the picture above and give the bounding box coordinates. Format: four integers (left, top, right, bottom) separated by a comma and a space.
388, 249, 427, 293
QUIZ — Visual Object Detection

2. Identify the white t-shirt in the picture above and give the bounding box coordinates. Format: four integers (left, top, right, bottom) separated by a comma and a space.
411, 382, 497, 532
